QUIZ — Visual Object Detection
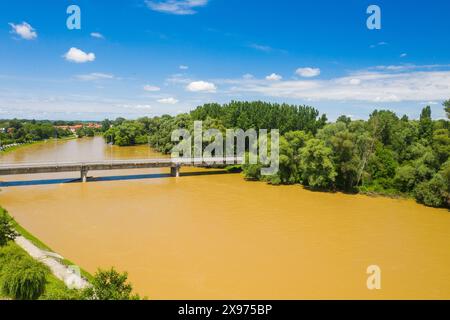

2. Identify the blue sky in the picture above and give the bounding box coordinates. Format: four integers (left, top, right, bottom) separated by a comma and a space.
0, 0, 449, 120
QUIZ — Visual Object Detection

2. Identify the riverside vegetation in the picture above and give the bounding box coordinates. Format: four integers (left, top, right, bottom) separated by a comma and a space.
0, 208, 141, 300
0, 119, 103, 148
103, 100, 450, 209
0, 120, 72, 145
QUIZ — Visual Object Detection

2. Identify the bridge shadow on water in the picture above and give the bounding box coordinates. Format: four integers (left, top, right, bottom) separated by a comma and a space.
0, 170, 232, 187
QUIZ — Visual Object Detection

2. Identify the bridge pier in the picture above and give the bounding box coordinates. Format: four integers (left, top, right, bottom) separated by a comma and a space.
80, 167, 88, 183
170, 165, 180, 178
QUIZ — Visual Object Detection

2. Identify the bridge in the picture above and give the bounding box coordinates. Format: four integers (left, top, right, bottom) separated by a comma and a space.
0, 157, 243, 183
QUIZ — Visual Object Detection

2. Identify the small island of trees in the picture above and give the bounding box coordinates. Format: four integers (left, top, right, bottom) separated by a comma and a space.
102, 100, 450, 209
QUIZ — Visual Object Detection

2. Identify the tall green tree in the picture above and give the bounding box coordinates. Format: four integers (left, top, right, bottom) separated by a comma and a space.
299, 139, 337, 189
265, 136, 297, 185
265, 130, 312, 185
444, 99, 450, 119
318, 123, 360, 190
368, 110, 399, 146
365, 145, 399, 191
419, 106, 433, 145
101, 119, 112, 132
433, 128, 450, 164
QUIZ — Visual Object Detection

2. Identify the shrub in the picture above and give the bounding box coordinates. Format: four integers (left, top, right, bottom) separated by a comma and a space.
242, 163, 262, 181
0, 242, 25, 272
82, 267, 140, 300
1, 255, 49, 300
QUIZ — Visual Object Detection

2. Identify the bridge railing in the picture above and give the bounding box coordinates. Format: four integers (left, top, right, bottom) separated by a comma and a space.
0, 157, 245, 178
0, 157, 244, 168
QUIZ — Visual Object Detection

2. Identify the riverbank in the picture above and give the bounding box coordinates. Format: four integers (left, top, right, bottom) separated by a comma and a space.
0, 241, 82, 300
1, 208, 92, 281
15, 236, 89, 289
1, 136, 449, 298
0, 207, 91, 299
0, 136, 77, 155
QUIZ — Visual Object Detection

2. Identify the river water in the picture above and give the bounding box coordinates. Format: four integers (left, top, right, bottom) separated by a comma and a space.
0, 137, 449, 299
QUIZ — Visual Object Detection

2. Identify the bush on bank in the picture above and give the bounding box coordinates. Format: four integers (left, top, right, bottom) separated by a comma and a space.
81, 268, 141, 300
0, 246, 48, 300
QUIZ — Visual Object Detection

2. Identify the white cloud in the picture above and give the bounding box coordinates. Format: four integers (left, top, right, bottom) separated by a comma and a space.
400, 53, 408, 58
145, 0, 208, 15
249, 43, 273, 52
296, 67, 321, 78
179, 65, 189, 70
371, 64, 450, 72
265, 73, 282, 81
165, 73, 192, 86
227, 68, 450, 103
248, 43, 287, 54
143, 85, 161, 92
76, 73, 114, 81
9, 22, 37, 40
186, 80, 217, 92
370, 41, 388, 48
242, 74, 254, 79
90, 32, 104, 39
64, 47, 95, 63
422, 101, 439, 105
374, 65, 410, 71
119, 104, 152, 110
158, 97, 179, 104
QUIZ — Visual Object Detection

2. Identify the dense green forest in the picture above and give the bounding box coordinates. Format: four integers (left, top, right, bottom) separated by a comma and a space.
105, 100, 449, 208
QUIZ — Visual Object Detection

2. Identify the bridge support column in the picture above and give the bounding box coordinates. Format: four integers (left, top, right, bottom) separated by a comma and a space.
170, 165, 180, 178
81, 167, 88, 183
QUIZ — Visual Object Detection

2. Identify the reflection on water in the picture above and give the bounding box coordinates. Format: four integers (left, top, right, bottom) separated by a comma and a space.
0, 170, 230, 187
0, 137, 449, 299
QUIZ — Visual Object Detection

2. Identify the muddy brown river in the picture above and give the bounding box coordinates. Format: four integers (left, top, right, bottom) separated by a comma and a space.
0, 137, 449, 299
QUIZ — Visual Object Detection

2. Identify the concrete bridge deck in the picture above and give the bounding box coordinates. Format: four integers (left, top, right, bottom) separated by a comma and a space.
0, 157, 243, 182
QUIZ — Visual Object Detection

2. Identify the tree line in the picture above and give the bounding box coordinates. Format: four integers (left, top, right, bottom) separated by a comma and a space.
0, 119, 106, 146
102, 100, 450, 208
0, 119, 73, 145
